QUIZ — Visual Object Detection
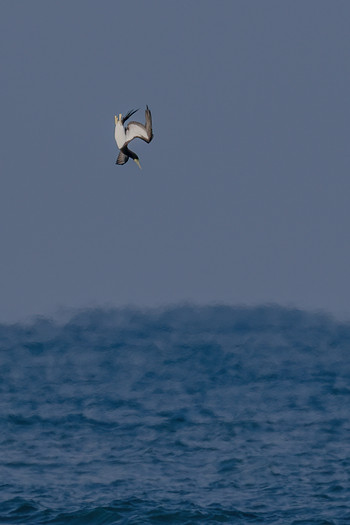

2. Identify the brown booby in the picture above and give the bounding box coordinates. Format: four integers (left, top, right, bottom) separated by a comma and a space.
114, 106, 153, 169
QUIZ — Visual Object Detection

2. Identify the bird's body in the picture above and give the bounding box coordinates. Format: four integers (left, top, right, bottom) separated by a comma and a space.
114, 106, 153, 169
114, 118, 127, 149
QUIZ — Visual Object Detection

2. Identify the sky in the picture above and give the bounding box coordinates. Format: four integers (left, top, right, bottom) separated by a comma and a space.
1, 0, 350, 323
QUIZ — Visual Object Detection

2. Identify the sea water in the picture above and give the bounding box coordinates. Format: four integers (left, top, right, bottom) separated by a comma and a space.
0, 305, 349, 524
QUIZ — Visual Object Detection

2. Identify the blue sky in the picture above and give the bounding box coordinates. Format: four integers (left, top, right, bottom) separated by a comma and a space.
1, 0, 350, 321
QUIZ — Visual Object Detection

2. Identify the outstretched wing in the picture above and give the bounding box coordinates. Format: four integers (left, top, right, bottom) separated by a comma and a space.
125, 122, 149, 143
116, 150, 129, 165
125, 106, 153, 145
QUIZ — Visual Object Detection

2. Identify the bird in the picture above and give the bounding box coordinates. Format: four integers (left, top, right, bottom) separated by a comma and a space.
114, 106, 153, 169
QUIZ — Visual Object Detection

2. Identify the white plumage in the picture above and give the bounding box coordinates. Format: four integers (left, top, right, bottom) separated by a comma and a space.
114, 119, 126, 149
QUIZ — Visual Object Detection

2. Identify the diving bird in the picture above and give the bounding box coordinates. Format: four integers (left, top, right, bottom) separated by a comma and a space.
114, 106, 153, 169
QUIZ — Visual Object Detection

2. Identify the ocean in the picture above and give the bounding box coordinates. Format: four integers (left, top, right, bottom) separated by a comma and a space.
0, 304, 349, 524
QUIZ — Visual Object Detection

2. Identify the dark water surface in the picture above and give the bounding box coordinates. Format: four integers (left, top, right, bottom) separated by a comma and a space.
0, 305, 349, 524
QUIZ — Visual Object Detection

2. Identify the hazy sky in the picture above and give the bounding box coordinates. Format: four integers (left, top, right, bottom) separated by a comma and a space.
1, 0, 350, 322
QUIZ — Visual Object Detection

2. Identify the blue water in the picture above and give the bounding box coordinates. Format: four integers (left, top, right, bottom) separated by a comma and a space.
0, 305, 349, 524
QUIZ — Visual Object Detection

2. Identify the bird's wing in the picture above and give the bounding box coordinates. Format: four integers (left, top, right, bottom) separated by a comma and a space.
125, 122, 149, 143
125, 106, 153, 144
116, 150, 129, 165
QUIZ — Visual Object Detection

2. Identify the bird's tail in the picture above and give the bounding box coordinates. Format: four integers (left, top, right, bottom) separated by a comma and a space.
116, 151, 129, 165
122, 108, 139, 124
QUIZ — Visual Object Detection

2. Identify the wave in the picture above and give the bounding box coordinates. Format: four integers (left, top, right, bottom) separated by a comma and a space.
1, 304, 349, 524
1, 303, 349, 349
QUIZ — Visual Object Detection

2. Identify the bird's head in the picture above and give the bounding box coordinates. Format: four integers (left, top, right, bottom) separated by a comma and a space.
128, 149, 142, 169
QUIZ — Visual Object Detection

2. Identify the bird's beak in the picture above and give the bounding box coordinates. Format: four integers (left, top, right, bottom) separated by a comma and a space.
115, 115, 118, 124
134, 159, 142, 169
